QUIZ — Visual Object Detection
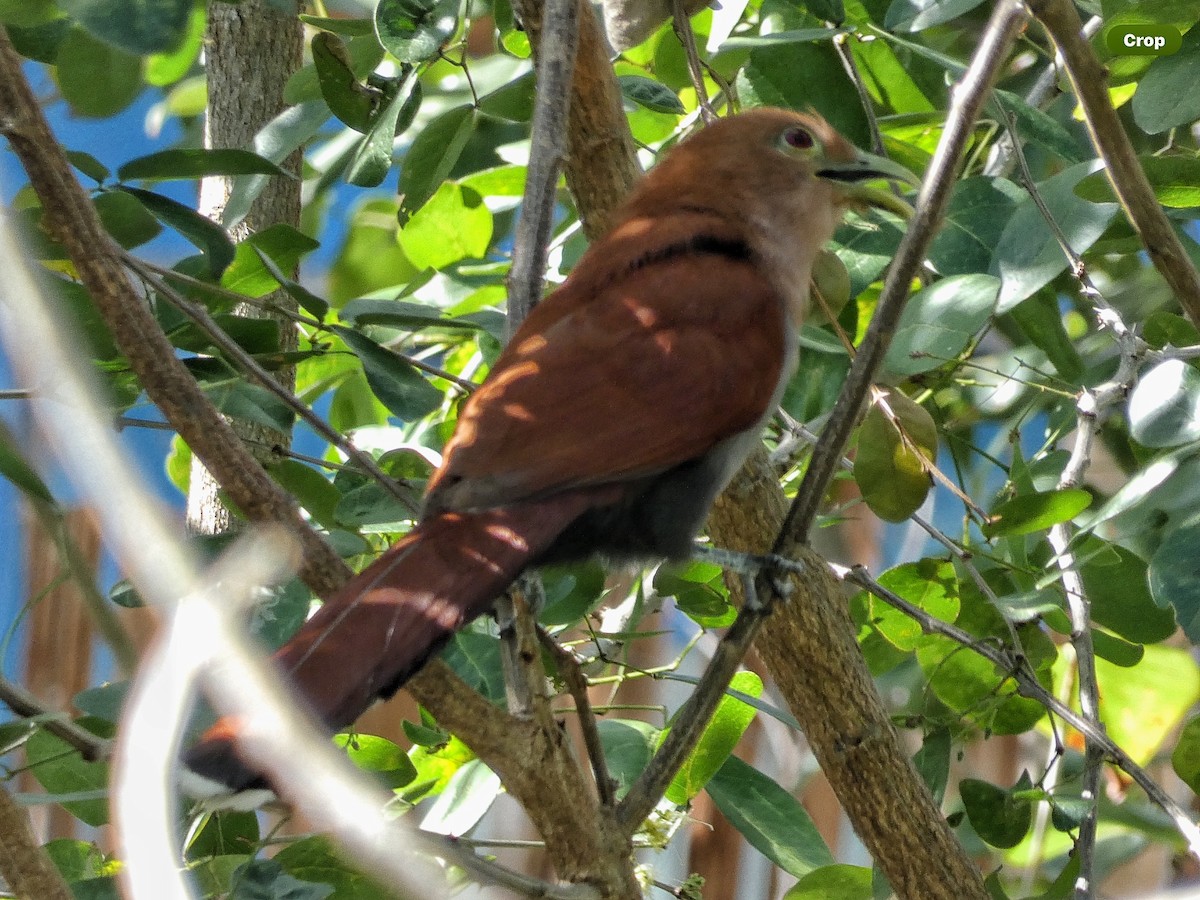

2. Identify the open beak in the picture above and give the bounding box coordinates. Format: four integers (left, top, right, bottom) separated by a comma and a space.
817, 150, 919, 220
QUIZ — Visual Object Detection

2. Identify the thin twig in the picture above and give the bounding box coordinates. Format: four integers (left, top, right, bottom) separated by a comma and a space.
538, 626, 616, 807
838, 563, 1200, 862
780, 0, 1030, 547
1027, 0, 1200, 322
123, 254, 421, 514
0, 676, 110, 762
672, 0, 716, 125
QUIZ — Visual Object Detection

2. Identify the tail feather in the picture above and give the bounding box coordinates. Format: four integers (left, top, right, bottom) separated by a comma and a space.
183, 495, 604, 796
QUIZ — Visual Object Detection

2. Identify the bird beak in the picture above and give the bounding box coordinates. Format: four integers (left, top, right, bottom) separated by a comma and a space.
816, 149, 919, 220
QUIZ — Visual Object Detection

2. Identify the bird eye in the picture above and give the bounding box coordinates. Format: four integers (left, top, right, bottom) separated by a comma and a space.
782, 127, 815, 150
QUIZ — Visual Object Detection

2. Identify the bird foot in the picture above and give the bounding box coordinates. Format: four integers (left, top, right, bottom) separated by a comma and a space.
689, 544, 801, 605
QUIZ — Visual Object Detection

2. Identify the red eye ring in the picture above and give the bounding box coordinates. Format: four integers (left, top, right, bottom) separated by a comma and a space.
783, 127, 814, 150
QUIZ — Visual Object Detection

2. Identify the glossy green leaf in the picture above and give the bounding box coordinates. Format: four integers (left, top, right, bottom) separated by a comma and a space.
219, 224, 319, 298
1148, 520, 1200, 641
1091, 629, 1144, 668
1171, 716, 1200, 793
1129, 359, 1200, 448
478, 70, 535, 122
1082, 540, 1178, 644
119, 187, 235, 275
992, 89, 1086, 163
618, 74, 685, 114
329, 325, 443, 420
419, 758, 501, 835
1077, 155, 1200, 208
1132, 24, 1200, 133
60, 0, 191, 54
26, 724, 112, 827
665, 672, 762, 805
335, 733, 418, 790
597, 720, 658, 801
736, 42, 869, 147
984, 488, 1091, 537
339, 299, 486, 332
912, 727, 951, 803
1092, 645, 1200, 765
347, 72, 420, 188
930, 179, 1023, 280
654, 560, 735, 627
783, 864, 872, 900
56, 26, 142, 118
719, 28, 840, 49
93, 190, 161, 248
375, 0, 458, 63
226, 859, 333, 900
884, 0, 987, 32
118, 148, 288, 182
855, 388, 937, 522
274, 837, 389, 900
312, 31, 377, 132
398, 183, 493, 270
252, 247, 330, 321
992, 161, 1118, 313
707, 755, 834, 878
333, 481, 413, 528
185, 810, 259, 860
397, 104, 476, 218
883, 274, 997, 375
960, 775, 1032, 849
7, 17, 72, 63
145, 2, 203, 86
202, 379, 295, 432
865, 559, 959, 652
1008, 289, 1083, 382
270, 460, 341, 531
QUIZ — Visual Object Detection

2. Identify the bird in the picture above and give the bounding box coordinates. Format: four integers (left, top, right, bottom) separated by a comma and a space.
182, 107, 915, 800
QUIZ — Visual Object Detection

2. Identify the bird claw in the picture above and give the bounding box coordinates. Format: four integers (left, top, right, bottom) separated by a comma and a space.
689, 544, 801, 606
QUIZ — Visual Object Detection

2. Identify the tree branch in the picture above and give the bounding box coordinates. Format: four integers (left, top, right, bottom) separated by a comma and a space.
1026, 0, 1200, 324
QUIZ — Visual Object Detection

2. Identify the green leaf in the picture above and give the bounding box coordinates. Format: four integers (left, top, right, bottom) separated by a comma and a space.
1132, 23, 1200, 133
218, 223, 320, 298
398, 183, 493, 270
478, 70, 535, 122
1091, 629, 1144, 667
992, 89, 1086, 164
0, 0, 61, 27
960, 775, 1033, 849
339, 298, 486, 331
883, 274, 997, 375
442, 631, 504, 699
56, 26, 142, 118
1076, 155, 1200, 208
26, 724, 111, 827
618, 75, 685, 114
300, 15, 377, 36
719, 28, 840, 49
912, 727, 951, 803
865, 559, 959, 652
1171, 715, 1200, 793
855, 388, 937, 522
118, 148, 288, 182
992, 161, 1118, 313
145, 2, 203, 86
347, 72, 420, 188
884, 0, 988, 32
665, 672, 762, 805
202, 379, 295, 432
1092, 644, 1200, 765
0, 424, 56, 505
597, 720, 658, 801
397, 104, 476, 218
1082, 539, 1178, 644
119, 186, 235, 275
329, 325, 443, 420
7, 17, 72, 63
375, 0, 459, 64
335, 733, 418, 790
251, 247, 330, 321
707, 756, 834, 878
333, 480, 413, 528
274, 837, 388, 899
186, 810, 259, 861
93, 190, 162, 248
538, 561, 607, 627
312, 31, 378, 132
983, 488, 1091, 537
1129, 359, 1200, 448
735, 42, 869, 147
60, 0, 191, 54
1148, 520, 1200, 641
654, 560, 735, 627
783, 864, 872, 900
270, 460, 341, 531
1008, 289, 1084, 382
419, 758, 501, 835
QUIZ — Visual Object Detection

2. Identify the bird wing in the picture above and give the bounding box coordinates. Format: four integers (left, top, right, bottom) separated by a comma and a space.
427, 245, 791, 512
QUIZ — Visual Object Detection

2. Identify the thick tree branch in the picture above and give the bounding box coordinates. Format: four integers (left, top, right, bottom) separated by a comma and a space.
0, 783, 72, 900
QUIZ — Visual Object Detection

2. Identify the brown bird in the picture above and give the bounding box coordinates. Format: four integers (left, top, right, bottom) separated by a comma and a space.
183, 107, 914, 799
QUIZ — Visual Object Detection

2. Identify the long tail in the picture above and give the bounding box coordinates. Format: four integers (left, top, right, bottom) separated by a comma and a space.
183, 495, 598, 795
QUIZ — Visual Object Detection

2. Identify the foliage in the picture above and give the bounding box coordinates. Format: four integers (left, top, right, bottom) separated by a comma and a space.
2, 0, 1200, 896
